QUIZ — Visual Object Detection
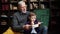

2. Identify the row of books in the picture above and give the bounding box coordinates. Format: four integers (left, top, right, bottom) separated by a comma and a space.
1, 4, 45, 11
1, 5, 9, 10
1, 0, 49, 3
1, 0, 9, 3
0, 20, 7, 25
15, 0, 48, 1
1, 0, 49, 11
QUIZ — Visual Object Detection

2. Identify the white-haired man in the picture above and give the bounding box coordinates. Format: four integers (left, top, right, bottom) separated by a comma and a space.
11, 1, 30, 34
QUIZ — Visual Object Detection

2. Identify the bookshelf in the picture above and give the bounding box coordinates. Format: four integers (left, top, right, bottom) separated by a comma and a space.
0, 0, 50, 33
0, 0, 49, 29
0, 0, 10, 33
28, 0, 49, 11
9, 0, 50, 11
49, 0, 60, 32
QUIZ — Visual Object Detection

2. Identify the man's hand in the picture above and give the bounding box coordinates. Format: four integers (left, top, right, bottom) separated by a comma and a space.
23, 24, 31, 30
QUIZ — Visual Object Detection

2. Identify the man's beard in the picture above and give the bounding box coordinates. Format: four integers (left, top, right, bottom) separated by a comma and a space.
22, 10, 27, 13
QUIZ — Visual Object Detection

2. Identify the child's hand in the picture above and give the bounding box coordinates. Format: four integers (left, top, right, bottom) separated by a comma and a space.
38, 22, 41, 24
31, 21, 34, 25
31, 22, 42, 28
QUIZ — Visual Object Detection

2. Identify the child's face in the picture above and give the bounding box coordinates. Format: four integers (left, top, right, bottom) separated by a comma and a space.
30, 16, 36, 21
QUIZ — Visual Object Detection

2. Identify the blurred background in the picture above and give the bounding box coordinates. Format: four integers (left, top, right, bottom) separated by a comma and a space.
0, 0, 60, 34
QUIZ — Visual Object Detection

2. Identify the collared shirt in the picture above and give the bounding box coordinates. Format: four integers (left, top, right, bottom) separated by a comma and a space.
12, 11, 30, 32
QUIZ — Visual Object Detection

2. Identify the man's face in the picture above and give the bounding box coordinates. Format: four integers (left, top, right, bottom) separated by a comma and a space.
18, 4, 27, 13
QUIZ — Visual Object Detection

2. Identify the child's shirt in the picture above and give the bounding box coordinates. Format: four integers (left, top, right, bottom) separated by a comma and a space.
24, 20, 40, 34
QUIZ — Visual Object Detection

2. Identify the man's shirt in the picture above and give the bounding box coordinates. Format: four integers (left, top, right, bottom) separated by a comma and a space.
12, 11, 30, 32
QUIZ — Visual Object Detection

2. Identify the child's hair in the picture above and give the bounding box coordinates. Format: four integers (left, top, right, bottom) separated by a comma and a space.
27, 12, 36, 21
27, 12, 39, 24
28, 12, 36, 17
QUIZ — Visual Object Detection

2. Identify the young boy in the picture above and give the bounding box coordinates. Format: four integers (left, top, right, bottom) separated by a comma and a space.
23, 12, 41, 34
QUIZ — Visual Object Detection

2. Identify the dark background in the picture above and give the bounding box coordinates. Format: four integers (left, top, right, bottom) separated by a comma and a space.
0, 0, 60, 34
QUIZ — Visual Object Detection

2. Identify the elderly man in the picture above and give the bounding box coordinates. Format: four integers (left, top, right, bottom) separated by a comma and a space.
11, 1, 30, 34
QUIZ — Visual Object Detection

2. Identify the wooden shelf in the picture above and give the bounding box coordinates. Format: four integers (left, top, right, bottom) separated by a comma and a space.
1, 15, 8, 17
10, 4, 17, 10
1, 0, 10, 4
30, 2, 38, 3
40, 0, 49, 2
10, 1, 18, 3
30, 0, 38, 2
30, 1, 49, 3
1, 21, 7, 25
50, 6, 60, 9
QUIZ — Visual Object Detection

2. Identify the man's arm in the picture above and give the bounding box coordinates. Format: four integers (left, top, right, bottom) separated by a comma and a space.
12, 15, 23, 31
23, 24, 31, 30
